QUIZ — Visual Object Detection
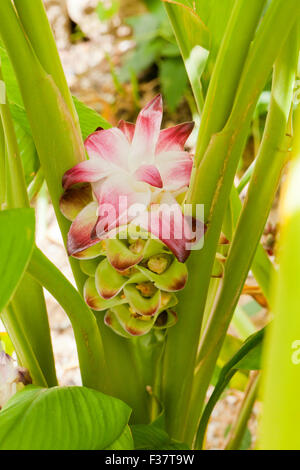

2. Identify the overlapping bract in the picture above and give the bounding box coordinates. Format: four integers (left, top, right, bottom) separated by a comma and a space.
60, 95, 194, 337
81, 235, 187, 338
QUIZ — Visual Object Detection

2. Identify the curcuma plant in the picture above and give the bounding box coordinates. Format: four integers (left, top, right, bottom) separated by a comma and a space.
61, 95, 193, 338
0, 0, 300, 451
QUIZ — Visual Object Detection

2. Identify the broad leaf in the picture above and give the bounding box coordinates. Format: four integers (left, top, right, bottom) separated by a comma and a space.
235, 341, 262, 370
131, 420, 188, 450
0, 209, 35, 313
195, 327, 265, 447
13, 120, 39, 185
105, 426, 134, 450
0, 385, 131, 450
159, 58, 188, 111
73, 96, 111, 138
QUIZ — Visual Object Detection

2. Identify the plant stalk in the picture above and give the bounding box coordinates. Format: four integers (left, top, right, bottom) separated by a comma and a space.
162, 0, 267, 442
186, 19, 299, 445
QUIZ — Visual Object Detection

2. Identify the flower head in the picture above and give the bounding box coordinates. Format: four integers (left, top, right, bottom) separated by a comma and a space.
61, 95, 194, 263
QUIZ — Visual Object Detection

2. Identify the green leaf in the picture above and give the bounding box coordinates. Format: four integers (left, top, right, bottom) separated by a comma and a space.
105, 426, 134, 450
131, 421, 189, 450
126, 13, 161, 40
0, 42, 111, 148
196, 0, 236, 55
235, 342, 262, 370
238, 427, 252, 450
166, 0, 236, 87
119, 39, 163, 83
159, 58, 188, 111
0, 208, 35, 313
259, 129, 300, 448
0, 42, 23, 106
0, 332, 14, 356
165, 1, 210, 51
195, 327, 265, 448
160, 42, 180, 58
0, 385, 131, 450
0, 44, 38, 184
13, 120, 39, 185
73, 96, 111, 139
96, 0, 120, 22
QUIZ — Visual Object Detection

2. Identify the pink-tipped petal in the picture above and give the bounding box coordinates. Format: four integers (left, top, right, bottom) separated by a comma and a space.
156, 122, 194, 153
62, 159, 113, 189
85, 127, 130, 170
67, 202, 99, 256
118, 120, 135, 143
130, 95, 163, 170
134, 164, 163, 188
133, 196, 192, 262
156, 151, 193, 191
92, 175, 150, 239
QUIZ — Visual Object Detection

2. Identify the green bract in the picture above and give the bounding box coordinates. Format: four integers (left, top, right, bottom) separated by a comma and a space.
81, 235, 186, 338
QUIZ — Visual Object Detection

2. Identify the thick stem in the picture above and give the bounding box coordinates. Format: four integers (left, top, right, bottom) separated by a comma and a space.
195, 327, 265, 449
95, 323, 151, 424
191, 0, 267, 170
13, 0, 81, 134
27, 247, 108, 393
162, 0, 267, 442
186, 21, 298, 445
1, 304, 48, 387
0, 1, 150, 420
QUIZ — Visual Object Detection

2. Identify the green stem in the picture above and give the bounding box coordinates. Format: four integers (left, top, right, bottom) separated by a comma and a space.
187, 20, 298, 445
27, 247, 108, 393
225, 371, 260, 450
195, 327, 265, 449
231, 306, 256, 341
95, 323, 151, 424
13, 0, 81, 134
0, 0, 150, 420
195, 369, 236, 450
0, 119, 6, 206
229, 186, 274, 300
28, 167, 44, 202
0, 68, 28, 208
190, 0, 266, 171
0, 65, 57, 387
10, 273, 58, 387
258, 60, 300, 452
162, 0, 267, 443
0, 0, 87, 291
237, 160, 256, 194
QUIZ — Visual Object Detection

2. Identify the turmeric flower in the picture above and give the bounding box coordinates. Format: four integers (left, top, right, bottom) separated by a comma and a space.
61, 95, 194, 263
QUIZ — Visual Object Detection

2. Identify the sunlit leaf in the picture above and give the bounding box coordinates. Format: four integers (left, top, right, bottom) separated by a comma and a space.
0, 385, 131, 450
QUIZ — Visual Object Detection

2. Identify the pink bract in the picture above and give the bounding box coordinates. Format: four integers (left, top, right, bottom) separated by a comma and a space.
61, 95, 194, 262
